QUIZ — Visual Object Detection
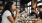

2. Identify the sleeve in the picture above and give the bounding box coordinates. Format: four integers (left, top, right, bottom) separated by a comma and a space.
4, 10, 12, 17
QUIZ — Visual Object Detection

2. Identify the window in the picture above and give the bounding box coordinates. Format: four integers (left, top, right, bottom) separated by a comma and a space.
37, 0, 41, 2
16, 0, 20, 9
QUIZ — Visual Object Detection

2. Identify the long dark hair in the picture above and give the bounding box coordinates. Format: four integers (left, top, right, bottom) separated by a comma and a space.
1, 2, 14, 16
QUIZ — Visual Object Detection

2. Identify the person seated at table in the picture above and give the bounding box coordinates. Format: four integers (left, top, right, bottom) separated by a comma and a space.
37, 5, 42, 19
1, 2, 18, 23
30, 8, 37, 18
20, 8, 28, 18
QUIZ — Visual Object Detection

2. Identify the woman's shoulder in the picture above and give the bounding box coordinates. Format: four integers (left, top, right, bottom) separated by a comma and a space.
5, 10, 11, 13
4, 10, 11, 14
3, 10, 11, 16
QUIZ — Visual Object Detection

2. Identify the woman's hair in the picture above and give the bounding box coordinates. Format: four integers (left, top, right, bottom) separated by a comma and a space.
4, 2, 13, 10
38, 5, 42, 8
1, 2, 14, 16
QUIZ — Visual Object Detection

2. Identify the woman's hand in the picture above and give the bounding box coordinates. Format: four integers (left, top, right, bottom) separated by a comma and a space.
13, 9, 18, 21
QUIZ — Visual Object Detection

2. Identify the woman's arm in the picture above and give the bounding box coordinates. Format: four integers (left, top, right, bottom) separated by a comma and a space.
8, 16, 15, 23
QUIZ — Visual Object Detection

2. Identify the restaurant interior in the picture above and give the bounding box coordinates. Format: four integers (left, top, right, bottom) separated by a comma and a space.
0, 0, 42, 23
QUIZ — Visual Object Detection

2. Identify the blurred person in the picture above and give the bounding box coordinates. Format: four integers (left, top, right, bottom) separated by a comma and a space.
19, 10, 28, 23
37, 5, 42, 19
37, 6, 42, 23
1, 2, 18, 23
23, 8, 28, 18
30, 8, 38, 18
20, 8, 28, 18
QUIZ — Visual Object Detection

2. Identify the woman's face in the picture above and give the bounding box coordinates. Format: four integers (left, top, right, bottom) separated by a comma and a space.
11, 4, 16, 11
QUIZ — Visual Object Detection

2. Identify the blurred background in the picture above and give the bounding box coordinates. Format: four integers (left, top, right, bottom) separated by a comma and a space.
0, 0, 42, 23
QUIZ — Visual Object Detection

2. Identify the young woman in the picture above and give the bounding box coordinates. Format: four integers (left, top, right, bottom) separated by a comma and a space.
1, 2, 18, 23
